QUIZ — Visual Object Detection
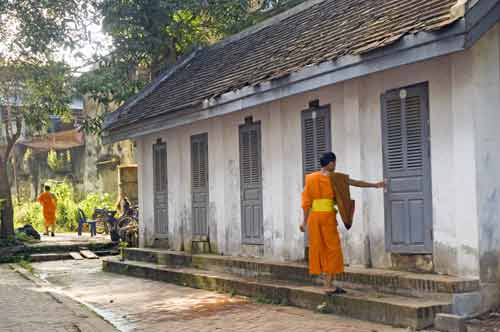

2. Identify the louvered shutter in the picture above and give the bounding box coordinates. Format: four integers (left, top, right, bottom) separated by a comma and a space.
382, 83, 433, 254
191, 134, 209, 237
153, 141, 168, 236
239, 120, 263, 245
302, 106, 332, 177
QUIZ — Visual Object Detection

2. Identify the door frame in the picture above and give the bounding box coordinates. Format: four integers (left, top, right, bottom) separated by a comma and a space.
381, 82, 433, 254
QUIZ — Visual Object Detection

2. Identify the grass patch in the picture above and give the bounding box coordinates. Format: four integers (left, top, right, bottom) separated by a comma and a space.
254, 295, 283, 305
15, 231, 40, 244
18, 259, 34, 274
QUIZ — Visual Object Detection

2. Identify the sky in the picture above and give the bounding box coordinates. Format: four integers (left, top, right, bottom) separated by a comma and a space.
60, 21, 112, 74
0, 12, 111, 74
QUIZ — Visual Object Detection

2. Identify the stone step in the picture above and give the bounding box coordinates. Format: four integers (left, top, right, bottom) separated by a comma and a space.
29, 249, 118, 263
103, 257, 451, 330
123, 248, 479, 297
0, 241, 117, 264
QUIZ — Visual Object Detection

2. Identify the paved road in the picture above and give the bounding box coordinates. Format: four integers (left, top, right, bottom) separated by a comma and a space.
29, 259, 407, 332
0, 264, 116, 332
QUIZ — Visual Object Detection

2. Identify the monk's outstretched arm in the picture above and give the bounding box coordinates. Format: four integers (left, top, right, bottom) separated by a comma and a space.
348, 179, 385, 188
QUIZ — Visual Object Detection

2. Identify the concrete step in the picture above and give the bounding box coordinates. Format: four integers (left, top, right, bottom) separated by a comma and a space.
123, 248, 479, 297
29, 249, 118, 263
103, 257, 451, 330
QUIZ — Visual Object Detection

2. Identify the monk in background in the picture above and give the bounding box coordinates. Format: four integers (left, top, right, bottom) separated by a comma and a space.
301, 152, 384, 295
38, 185, 57, 237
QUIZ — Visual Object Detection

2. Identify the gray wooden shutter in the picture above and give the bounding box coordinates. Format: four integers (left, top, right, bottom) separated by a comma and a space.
302, 106, 332, 177
153, 140, 169, 236
191, 133, 209, 238
382, 83, 433, 253
239, 119, 263, 245
301, 105, 332, 251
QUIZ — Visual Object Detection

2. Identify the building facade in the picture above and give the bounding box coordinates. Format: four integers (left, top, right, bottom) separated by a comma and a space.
103, 0, 500, 303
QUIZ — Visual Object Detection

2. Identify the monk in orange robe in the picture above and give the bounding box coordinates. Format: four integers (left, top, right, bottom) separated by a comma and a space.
301, 152, 384, 295
38, 185, 57, 237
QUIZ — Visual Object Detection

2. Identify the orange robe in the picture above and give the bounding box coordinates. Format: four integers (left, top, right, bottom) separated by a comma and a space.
302, 172, 344, 276
38, 192, 57, 227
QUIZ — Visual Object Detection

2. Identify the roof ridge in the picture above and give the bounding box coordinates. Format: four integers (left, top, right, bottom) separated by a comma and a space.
209, 0, 329, 50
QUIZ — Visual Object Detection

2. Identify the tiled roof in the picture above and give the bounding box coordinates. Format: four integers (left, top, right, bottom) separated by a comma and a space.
106, 0, 459, 130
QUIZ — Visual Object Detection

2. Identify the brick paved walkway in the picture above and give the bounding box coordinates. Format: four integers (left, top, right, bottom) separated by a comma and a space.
0, 264, 116, 332
31, 260, 408, 332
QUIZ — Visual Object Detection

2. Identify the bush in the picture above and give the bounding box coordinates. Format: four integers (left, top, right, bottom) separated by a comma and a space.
46, 180, 79, 232
14, 201, 44, 230
78, 192, 116, 219
14, 180, 116, 233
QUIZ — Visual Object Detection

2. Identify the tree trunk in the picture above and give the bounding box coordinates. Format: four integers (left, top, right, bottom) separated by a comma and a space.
0, 157, 14, 239
12, 150, 19, 201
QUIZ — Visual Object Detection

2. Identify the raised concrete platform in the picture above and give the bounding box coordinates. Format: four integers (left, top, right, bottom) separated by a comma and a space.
102, 248, 484, 329
0, 234, 116, 263
103, 257, 451, 330
30, 249, 118, 263
123, 248, 479, 297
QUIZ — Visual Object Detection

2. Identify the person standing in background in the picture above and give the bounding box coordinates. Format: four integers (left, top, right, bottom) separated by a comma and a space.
38, 185, 57, 237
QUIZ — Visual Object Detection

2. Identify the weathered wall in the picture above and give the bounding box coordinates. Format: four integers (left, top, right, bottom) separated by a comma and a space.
82, 99, 136, 198
467, 24, 500, 285
136, 26, 500, 280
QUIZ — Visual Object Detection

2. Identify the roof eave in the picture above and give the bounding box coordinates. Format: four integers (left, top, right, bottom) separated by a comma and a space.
103, 20, 468, 145
465, 0, 500, 48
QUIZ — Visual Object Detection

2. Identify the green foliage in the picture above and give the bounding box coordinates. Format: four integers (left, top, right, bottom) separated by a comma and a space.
15, 231, 39, 244
14, 201, 44, 231
18, 259, 34, 274
15, 181, 116, 233
78, 192, 115, 219
1, 0, 95, 59
47, 150, 72, 173
166, 9, 208, 55
74, 0, 307, 131
46, 180, 79, 231
0, 0, 93, 239
15, 180, 78, 232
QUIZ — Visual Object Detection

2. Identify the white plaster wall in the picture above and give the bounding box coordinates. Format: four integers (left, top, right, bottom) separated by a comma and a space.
468, 24, 500, 284
134, 31, 500, 278
138, 134, 158, 247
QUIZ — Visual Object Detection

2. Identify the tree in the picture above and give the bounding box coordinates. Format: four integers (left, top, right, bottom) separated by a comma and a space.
0, 0, 92, 238
75, 0, 303, 127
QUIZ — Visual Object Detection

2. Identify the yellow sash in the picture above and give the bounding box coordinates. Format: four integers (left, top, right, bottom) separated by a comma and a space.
311, 199, 335, 212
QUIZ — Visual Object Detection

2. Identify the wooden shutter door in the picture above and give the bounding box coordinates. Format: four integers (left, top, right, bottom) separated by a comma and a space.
301, 105, 332, 250
239, 119, 263, 245
191, 133, 209, 238
153, 140, 169, 236
382, 83, 433, 253
302, 106, 332, 177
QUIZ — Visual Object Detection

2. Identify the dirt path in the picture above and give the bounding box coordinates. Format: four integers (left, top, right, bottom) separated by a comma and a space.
0, 264, 117, 332
28, 259, 408, 332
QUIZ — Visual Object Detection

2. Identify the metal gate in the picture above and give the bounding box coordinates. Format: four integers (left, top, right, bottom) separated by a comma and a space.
381, 83, 433, 254
191, 133, 209, 238
239, 118, 263, 245
153, 139, 169, 236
